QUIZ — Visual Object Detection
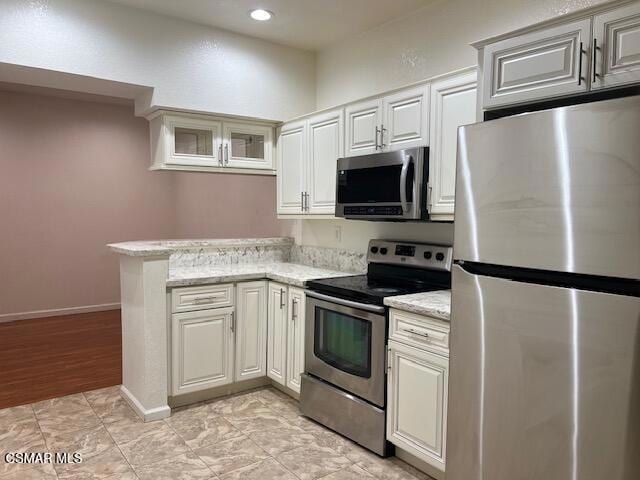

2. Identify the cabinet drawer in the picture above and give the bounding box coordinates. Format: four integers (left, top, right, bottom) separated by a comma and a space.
389, 309, 449, 355
171, 284, 234, 313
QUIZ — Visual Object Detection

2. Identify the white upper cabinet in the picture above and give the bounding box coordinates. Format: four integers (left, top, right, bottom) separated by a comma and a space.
285, 287, 306, 394
277, 120, 307, 215
593, 2, 640, 90
345, 98, 383, 157
267, 282, 288, 386
428, 72, 477, 221
223, 122, 273, 170
235, 281, 267, 382
149, 111, 275, 174
171, 307, 234, 396
307, 109, 344, 215
482, 19, 591, 108
382, 85, 430, 150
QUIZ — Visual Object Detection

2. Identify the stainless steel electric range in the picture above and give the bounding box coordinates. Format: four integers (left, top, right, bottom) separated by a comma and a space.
300, 239, 452, 456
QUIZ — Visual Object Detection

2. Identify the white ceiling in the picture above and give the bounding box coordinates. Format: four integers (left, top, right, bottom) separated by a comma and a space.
105, 0, 434, 51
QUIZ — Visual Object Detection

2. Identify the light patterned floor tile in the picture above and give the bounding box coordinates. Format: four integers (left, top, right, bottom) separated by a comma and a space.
133, 452, 214, 480
0, 417, 48, 476
0, 462, 58, 480
248, 426, 318, 456
356, 454, 425, 480
276, 444, 351, 480
54, 445, 133, 480
165, 409, 243, 449
33, 394, 101, 436
219, 458, 297, 480
44, 424, 114, 459
224, 412, 291, 433
0, 404, 36, 429
319, 464, 376, 480
117, 423, 190, 467
103, 416, 160, 445
193, 435, 270, 475
207, 394, 271, 417
83, 387, 139, 424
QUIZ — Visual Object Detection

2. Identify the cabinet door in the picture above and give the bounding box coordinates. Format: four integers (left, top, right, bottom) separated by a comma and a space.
165, 115, 222, 167
223, 122, 273, 170
345, 98, 383, 156
286, 287, 306, 393
382, 85, 430, 150
387, 340, 448, 473
593, 2, 640, 90
235, 281, 267, 381
482, 19, 591, 109
277, 121, 307, 215
307, 109, 344, 215
428, 72, 477, 221
171, 307, 234, 396
267, 283, 288, 385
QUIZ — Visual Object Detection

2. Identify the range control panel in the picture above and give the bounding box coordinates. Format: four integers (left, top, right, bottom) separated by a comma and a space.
366, 240, 453, 271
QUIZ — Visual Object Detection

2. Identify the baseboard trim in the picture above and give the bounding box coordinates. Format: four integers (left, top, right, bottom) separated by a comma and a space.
120, 385, 171, 422
0, 303, 121, 323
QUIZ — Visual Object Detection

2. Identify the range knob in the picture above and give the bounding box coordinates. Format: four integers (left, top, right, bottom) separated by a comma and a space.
380, 247, 388, 255
424, 251, 432, 260
436, 252, 445, 261
370, 246, 379, 254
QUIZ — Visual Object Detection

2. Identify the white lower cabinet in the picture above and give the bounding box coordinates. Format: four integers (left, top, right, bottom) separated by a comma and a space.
235, 281, 267, 381
267, 282, 289, 385
387, 310, 450, 476
172, 307, 235, 396
286, 287, 306, 393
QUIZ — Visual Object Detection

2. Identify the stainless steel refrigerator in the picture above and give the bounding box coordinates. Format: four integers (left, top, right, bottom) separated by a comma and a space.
447, 95, 640, 480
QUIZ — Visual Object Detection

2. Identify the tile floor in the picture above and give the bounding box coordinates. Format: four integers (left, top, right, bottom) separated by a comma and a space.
0, 386, 434, 480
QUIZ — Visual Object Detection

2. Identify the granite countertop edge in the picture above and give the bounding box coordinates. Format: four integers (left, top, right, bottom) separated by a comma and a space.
108, 237, 295, 257
384, 290, 452, 321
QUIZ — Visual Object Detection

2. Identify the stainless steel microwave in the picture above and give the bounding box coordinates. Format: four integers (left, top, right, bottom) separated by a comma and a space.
335, 147, 429, 221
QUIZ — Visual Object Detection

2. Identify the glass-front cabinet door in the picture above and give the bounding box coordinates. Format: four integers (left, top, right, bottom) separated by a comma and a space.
166, 115, 222, 167
223, 122, 273, 170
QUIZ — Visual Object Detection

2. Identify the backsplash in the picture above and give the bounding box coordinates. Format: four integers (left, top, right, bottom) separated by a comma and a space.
290, 245, 367, 273
167, 242, 366, 274
169, 245, 291, 270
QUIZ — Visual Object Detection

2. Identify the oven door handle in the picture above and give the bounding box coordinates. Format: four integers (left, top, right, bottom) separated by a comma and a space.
399, 154, 411, 214
305, 290, 386, 314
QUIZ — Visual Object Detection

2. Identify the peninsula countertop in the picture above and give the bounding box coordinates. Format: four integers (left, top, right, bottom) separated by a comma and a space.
167, 262, 355, 288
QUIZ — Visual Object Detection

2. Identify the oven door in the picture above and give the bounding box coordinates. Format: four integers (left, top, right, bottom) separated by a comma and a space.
335, 147, 426, 220
305, 291, 387, 407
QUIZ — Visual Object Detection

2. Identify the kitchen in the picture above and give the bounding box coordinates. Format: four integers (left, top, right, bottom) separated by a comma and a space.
1, 0, 639, 479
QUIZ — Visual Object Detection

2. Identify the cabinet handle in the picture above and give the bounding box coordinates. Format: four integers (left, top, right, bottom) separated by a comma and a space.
379, 124, 386, 149
193, 296, 217, 304
375, 126, 381, 150
592, 38, 598, 83
401, 328, 430, 338
224, 143, 229, 165
304, 192, 309, 212
230, 311, 235, 333
292, 298, 298, 320
218, 145, 223, 166
578, 41, 584, 86
280, 288, 285, 309
387, 346, 392, 373
301, 192, 304, 211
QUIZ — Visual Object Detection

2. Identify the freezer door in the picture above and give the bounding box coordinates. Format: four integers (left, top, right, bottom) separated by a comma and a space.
447, 264, 640, 480
454, 95, 640, 280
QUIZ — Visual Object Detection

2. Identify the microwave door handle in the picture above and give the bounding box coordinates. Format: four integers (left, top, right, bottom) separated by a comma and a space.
400, 154, 411, 214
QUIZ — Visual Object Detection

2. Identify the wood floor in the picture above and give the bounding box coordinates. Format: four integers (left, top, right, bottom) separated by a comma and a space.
0, 309, 122, 409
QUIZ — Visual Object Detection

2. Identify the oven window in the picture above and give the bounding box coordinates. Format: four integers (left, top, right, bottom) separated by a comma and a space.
337, 163, 414, 204
314, 307, 372, 378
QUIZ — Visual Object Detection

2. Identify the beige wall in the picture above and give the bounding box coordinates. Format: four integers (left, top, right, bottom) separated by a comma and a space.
0, 89, 285, 318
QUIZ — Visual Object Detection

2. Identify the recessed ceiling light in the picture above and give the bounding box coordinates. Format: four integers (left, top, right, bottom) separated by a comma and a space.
250, 9, 273, 21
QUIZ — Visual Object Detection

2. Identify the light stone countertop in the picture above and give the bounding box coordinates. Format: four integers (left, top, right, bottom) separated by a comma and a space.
384, 290, 451, 321
108, 237, 294, 257
167, 262, 355, 288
